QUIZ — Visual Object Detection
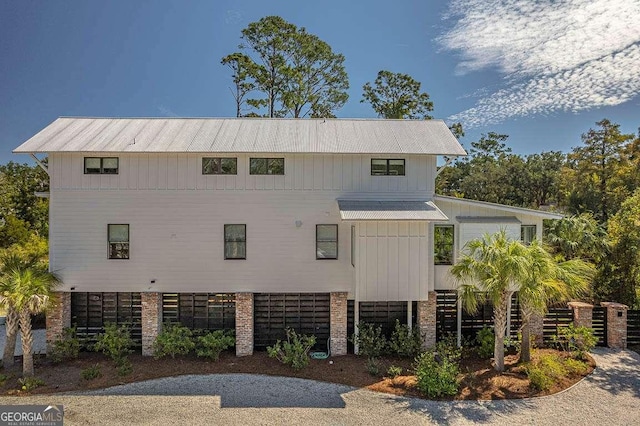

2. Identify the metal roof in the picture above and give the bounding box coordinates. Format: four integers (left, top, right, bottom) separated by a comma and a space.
13, 117, 467, 155
456, 216, 521, 223
434, 195, 564, 219
337, 200, 449, 221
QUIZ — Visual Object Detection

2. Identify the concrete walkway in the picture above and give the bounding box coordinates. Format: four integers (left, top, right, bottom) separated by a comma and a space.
0, 348, 639, 425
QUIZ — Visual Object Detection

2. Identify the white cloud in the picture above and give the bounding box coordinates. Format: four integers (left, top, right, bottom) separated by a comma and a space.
439, 0, 640, 127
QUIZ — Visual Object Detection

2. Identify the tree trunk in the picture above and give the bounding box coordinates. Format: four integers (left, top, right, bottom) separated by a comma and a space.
493, 292, 511, 372
18, 308, 34, 377
3, 307, 19, 368
520, 314, 531, 363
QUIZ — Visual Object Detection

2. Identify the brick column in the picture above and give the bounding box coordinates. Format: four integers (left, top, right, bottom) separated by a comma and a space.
529, 312, 544, 347
235, 292, 254, 356
417, 292, 437, 349
46, 292, 71, 354
141, 292, 162, 356
330, 292, 348, 356
568, 302, 593, 329
601, 302, 628, 349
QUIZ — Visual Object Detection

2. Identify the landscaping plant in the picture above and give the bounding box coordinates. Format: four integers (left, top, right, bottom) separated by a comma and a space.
196, 330, 235, 361
81, 364, 102, 381
389, 319, 423, 358
551, 323, 597, 360
525, 353, 567, 391
475, 326, 495, 359
49, 326, 80, 363
413, 338, 461, 398
267, 327, 316, 370
387, 365, 402, 378
18, 376, 45, 392
93, 322, 134, 370
351, 321, 387, 360
153, 323, 196, 359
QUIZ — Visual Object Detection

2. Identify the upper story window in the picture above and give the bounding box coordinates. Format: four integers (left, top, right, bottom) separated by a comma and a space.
85, 157, 119, 174
225, 224, 246, 259
202, 157, 237, 175
250, 158, 284, 175
434, 225, 454, 265
521, 225, 537, 245
371, 159, 405, 176
317, 224, 338, 259
108, 224, 129, 259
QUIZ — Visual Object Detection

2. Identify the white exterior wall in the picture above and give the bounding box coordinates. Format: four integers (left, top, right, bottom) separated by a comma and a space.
355, 222, 430, 302
432, 199, 546, 291
48, 153, 437, 296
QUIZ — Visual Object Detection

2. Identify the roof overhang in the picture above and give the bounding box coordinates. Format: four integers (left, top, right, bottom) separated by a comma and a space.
456, 216, 521, 223
434, 195, 564, 220
337, 199, 449, 221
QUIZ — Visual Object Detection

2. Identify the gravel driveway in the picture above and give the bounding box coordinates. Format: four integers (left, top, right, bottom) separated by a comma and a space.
0, 348, 638, 425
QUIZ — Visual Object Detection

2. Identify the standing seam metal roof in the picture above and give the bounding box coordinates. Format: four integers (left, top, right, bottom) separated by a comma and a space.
13, 117, 467, 155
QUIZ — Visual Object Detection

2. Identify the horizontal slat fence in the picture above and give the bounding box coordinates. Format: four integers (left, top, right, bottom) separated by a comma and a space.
591, 306, 608, 347
436, 291, 457, 342
543, 307, 574, 344
254, 293, 330, 351
162, 293, 235, 331
628, 310, 640, 346
71, 292, 142, 347
347, 301, 416, 353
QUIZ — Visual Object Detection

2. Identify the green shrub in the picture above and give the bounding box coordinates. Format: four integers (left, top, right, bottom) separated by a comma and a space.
351, 321, 387, 359
153, 323, 195, 359
117, 360, 133, 376
387, 365, 403, 378
81, 364, 102, 381
564, 358, 589, 375
18, 377, 45, 392
414, 350, 459, 398
49, 326, 80, 362
476, 326, 494, 359
93, 323, 134, 367
267, 327, 316, 370
0, 374, 9, 386
526, 353, 567, 391
435, 335, 462, 364
551, 323, 597, 359
389, 319, 423, 358
196, 330, 235, 361
366, 357, 381, 376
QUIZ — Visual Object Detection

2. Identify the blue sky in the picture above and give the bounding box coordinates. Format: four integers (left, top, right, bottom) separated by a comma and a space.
1, 0, 639, 164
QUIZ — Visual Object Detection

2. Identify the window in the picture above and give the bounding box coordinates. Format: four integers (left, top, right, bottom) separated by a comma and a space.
108, 224, 129, 259
351, 225, 356, 267
202, 157, 237, 175
250, 158, 284, 175
434, 225, 454, 265
224, 224, 246, 259
521, 225, 537, 245
371, 159, 405, 176
85, 157, 119, 174
317, 225, 338, 259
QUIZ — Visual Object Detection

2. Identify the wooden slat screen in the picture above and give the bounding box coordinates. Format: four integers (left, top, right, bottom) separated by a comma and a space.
162, 293, 235, 331
591, 306, 608, 347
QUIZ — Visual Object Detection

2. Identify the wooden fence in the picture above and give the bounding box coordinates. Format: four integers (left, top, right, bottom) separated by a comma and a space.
628, 310, 640, 346
162, 293, 235, 331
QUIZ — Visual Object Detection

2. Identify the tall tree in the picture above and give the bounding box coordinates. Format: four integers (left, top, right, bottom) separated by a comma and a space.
220, 53, 257, 117
561, 119, 634, 221
223, 16, 349, 118
361, 70, 433, 119
0, 162, 49, 238
451, 230, 530, 372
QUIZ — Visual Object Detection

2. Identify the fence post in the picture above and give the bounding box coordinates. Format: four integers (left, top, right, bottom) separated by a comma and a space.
568, 302, 593, 329
601, 302, 628, 349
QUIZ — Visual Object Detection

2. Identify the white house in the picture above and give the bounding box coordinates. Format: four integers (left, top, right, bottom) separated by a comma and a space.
14, 117, 561, 356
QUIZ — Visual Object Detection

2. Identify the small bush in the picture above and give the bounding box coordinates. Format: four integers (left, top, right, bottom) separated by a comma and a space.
551, 323, 597, 359
18, 377, 45, 392
267, 327, 316, 370
196, 330, 235, 361
0, 374, 9, 386
153, 323, 195, 359
366, 357, 381, 376
117, 360, 133, 376
414, 351, 459, 398
387, 365, 403, 378
49, 326, 81, 362
475, 326, 494, 359
93, 323, 134, 367
389, 320, 423, 358
81, 364, 102, 381
351, 321, 387, 359
526, 353, 567, 391
564, 358, 589, 375
435, 335, 462, 364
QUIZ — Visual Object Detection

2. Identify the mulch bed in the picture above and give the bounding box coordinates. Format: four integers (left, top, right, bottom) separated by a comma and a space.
0, 348, 594, 400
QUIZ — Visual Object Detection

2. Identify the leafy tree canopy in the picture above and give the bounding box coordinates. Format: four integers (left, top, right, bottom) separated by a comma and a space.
361, 70, 433, 119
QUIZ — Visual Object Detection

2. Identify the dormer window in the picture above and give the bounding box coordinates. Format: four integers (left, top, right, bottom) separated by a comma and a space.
371, 159, 405, 176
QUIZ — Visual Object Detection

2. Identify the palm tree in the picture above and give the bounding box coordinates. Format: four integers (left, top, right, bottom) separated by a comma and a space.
451, 230, 530, 372
0, 264, 59, 376
518, 240, 594, 362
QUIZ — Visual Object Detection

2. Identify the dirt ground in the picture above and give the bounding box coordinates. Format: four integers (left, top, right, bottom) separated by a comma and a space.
0, 348, 593, 400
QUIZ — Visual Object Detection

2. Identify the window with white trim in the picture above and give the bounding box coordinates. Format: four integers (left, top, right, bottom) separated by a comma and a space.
224, 224, 246, 259
108, 224, 129, 259
317, 224, 338, 259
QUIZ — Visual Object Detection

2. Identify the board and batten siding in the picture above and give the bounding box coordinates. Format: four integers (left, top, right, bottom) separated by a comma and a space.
49, 153, 436, 195
355, 222, 430, 302
432, 199, 545, 291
